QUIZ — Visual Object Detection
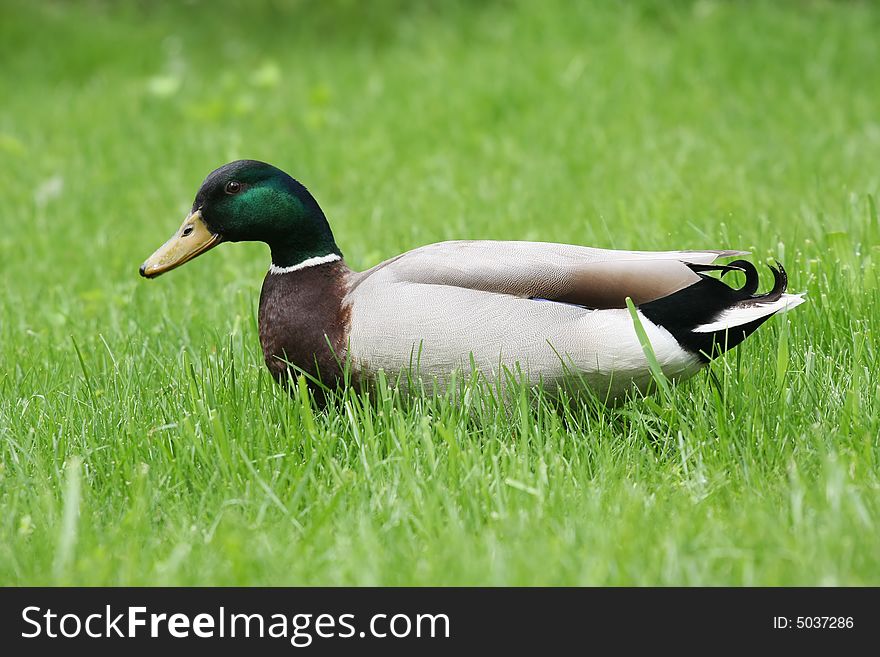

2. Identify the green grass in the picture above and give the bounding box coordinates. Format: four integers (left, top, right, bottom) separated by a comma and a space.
2, 0, 879, 585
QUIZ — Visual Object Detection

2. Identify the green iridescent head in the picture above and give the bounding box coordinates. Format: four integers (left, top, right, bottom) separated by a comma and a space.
140, 160, 340, 277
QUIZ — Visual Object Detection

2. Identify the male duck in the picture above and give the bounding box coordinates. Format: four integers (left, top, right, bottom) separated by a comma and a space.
140, 160, 804, 400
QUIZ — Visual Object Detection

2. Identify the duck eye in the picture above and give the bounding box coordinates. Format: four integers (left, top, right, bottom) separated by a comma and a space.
181, 225, 194, 237
225, 180, 242, 195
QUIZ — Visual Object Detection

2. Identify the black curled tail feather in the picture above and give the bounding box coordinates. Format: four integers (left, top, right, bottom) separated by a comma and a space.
639, 260, 790, 361
723, 259, 760, 295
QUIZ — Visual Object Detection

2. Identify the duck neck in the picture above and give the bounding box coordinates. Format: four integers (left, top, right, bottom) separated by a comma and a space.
267, 209, 342, 271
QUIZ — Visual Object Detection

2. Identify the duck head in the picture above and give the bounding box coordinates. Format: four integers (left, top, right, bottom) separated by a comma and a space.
139, 160, 340, 278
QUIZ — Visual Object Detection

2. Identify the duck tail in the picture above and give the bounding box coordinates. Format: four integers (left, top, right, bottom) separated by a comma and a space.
638, 260, 806, 361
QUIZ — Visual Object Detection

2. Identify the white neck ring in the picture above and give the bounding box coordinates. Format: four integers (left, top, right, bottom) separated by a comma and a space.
269, 253, 341, 275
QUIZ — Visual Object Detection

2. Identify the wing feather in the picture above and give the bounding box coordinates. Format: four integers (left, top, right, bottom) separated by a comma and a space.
348, 240, 745, 308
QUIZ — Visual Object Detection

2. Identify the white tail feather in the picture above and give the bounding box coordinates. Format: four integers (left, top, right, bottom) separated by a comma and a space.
693, 294, 806, 333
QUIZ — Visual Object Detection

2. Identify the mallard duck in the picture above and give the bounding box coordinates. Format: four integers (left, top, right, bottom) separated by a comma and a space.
140, 160, 804, 401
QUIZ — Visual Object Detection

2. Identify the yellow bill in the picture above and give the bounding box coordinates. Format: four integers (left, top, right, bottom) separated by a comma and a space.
139, 210, 221, 278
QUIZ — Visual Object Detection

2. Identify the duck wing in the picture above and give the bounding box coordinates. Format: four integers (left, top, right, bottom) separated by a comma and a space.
349, 240, 747, 308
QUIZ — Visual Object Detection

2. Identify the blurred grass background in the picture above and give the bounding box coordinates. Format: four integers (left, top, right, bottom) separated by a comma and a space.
1, 0, 879, 585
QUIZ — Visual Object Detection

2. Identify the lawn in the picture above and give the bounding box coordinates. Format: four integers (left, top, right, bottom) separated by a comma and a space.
1, 0, 879, 586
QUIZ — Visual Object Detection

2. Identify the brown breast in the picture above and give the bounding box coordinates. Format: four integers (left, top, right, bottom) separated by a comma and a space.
258, 260, 353, 401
